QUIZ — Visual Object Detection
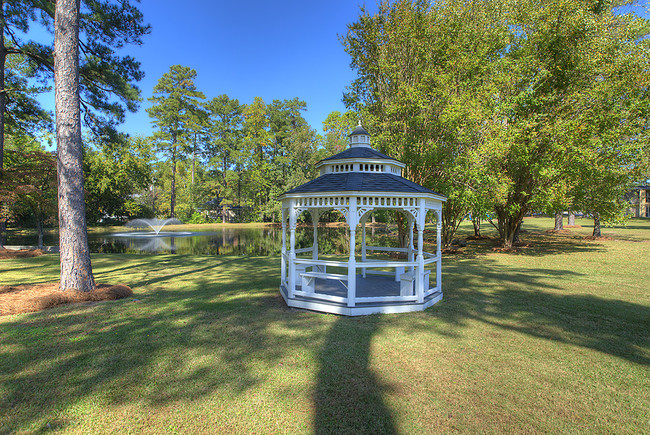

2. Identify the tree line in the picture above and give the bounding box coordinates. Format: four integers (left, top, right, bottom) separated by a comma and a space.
1, 0, 649, 264
343, 0, 649, 247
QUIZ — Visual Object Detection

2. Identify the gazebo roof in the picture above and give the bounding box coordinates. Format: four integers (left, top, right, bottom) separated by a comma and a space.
319, 147, 397, 163
348, 125, 370, 136
283, 172, 445, 198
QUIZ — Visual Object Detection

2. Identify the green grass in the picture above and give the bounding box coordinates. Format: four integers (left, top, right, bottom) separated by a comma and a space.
0, 217, 648, 434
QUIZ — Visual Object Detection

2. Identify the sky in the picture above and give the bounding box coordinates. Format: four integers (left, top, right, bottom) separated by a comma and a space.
29, 0, 649, 142
32, 0, 379, 140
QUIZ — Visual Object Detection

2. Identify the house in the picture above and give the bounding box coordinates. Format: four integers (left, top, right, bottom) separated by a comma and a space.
626, 185, 650, 218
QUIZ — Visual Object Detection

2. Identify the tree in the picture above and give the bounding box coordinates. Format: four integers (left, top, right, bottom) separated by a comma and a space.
322, 110, 357, 154
482, 0, 649, 247
55, 0, 94, 292
343, 0, 509, 247
0, 0, 149, 169
83, 134, 153, 224
1, 148, 57, 248
147, 65, 205, 218
204, 94, 244, 221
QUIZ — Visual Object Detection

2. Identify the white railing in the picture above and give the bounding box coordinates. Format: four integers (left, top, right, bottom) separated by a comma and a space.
285, 247, 440, 305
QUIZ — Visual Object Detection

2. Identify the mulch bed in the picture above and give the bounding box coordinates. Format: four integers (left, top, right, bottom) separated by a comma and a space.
0, 283, 133, 316
0, 248, 45, 259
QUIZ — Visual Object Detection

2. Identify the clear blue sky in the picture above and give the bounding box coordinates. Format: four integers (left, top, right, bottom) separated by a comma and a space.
32, 0, 378, 139
31, 0, 648, 140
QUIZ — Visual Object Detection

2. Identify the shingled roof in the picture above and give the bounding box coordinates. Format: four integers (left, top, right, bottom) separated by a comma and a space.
321, 147, 397, 162
348, 125, 370, 136
284, 172, 443, 196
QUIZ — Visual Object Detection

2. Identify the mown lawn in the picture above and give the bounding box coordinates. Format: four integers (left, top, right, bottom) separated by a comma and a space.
0, 217, 648, 434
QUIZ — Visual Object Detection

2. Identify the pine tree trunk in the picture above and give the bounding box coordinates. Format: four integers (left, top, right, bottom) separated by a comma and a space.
55, 0, 95, 292
592, 212, 601, 237
568, 212, 575, 226
0, 4, 6, 248
0, 0, 5, 172
554, 212, 563, 230
170, 154, 176, 218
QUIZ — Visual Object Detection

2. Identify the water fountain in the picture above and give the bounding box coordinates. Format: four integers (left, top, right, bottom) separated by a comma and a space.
112, 218, 193, 238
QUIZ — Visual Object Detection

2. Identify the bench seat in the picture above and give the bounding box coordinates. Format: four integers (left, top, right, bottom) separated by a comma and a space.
300, 272, 348, 293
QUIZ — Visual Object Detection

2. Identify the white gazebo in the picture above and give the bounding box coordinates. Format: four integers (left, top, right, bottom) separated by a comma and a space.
279, 125, 446, 316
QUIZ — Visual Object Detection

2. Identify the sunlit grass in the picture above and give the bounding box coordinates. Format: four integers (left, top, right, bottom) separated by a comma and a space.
0, 217, 648, 433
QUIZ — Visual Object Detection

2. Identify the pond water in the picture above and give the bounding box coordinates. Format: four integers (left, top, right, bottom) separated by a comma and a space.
8, 225, 394, 256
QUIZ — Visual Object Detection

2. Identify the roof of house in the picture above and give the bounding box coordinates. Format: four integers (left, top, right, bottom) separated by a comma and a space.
283, 172, 444, 197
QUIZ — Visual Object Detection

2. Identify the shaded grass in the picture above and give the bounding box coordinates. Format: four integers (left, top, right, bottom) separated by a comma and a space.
0, 217, 648, 433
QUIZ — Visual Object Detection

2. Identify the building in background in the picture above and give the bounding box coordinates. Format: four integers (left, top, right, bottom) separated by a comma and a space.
626, 184, 650, 218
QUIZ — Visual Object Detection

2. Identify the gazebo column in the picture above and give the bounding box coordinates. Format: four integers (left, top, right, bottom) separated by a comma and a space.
288, 200, 297, 299
281, 207, 287, 286
436, 208, 442, 293
416, 199, 426, 303
408, 215, 415, 273
361, 216, 367, 278
347, 197, 358, 307
310, 210, 322, 272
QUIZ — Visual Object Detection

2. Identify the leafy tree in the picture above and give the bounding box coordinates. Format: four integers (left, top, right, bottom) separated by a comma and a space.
147, 65, 205, 218
322, 110, 357, 154
83, 134, 153, 224
343, 0, 509, 247
0, 148, 56, 247
483, 0, 649, 247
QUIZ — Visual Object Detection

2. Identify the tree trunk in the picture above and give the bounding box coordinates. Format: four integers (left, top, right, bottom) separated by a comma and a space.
513, 221, 522, 244
0, 4, 6, 248
55, 0, 95, 292
495, 206, 524, 249
396, 211, 407, 249
592, 212, 601, 237
37, 218, 44, 249
170, 155, 176, 218
568, 212, 575, 226
554, 212, 563, 230
0, 0, 6, 172
472, 215, 481, 237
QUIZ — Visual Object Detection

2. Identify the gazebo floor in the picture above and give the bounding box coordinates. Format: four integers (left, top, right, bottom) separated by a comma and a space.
279, 274, 442, 316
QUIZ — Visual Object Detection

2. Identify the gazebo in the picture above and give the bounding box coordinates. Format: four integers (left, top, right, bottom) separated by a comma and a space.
279, 125, 446, 315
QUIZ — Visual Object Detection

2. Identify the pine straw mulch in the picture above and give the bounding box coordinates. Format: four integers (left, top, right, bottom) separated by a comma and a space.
0, 248, 45, 259
0, 283, 133, 316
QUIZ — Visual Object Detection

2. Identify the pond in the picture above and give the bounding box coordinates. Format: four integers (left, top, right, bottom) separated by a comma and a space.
7, 225, 394, 256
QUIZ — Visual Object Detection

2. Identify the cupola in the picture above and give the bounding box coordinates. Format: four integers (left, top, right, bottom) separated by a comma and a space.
348, 124, 371, 148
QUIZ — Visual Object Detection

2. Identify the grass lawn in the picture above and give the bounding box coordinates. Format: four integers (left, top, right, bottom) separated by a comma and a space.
0, 217, 648, 433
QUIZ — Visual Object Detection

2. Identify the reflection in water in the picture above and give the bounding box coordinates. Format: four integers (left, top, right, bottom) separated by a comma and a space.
15, 225, 392, 256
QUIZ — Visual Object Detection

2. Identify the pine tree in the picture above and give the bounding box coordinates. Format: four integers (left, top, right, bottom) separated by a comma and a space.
147, 65, 205, 218
55, 0, 94, 292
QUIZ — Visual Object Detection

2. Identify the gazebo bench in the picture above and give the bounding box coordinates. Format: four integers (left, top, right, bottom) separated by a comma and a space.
300, 272, 348, 293
399, 270, 431, 296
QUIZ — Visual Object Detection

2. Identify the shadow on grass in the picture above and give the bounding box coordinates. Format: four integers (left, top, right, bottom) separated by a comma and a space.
314, 315, 396, 434
424, 260, 650, 366
1, 250, 648, 432
0, 256, 316, 433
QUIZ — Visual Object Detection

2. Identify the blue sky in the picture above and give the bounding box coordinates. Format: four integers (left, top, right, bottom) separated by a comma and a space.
30, 0, 649, 141
31, 0, 378, 139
